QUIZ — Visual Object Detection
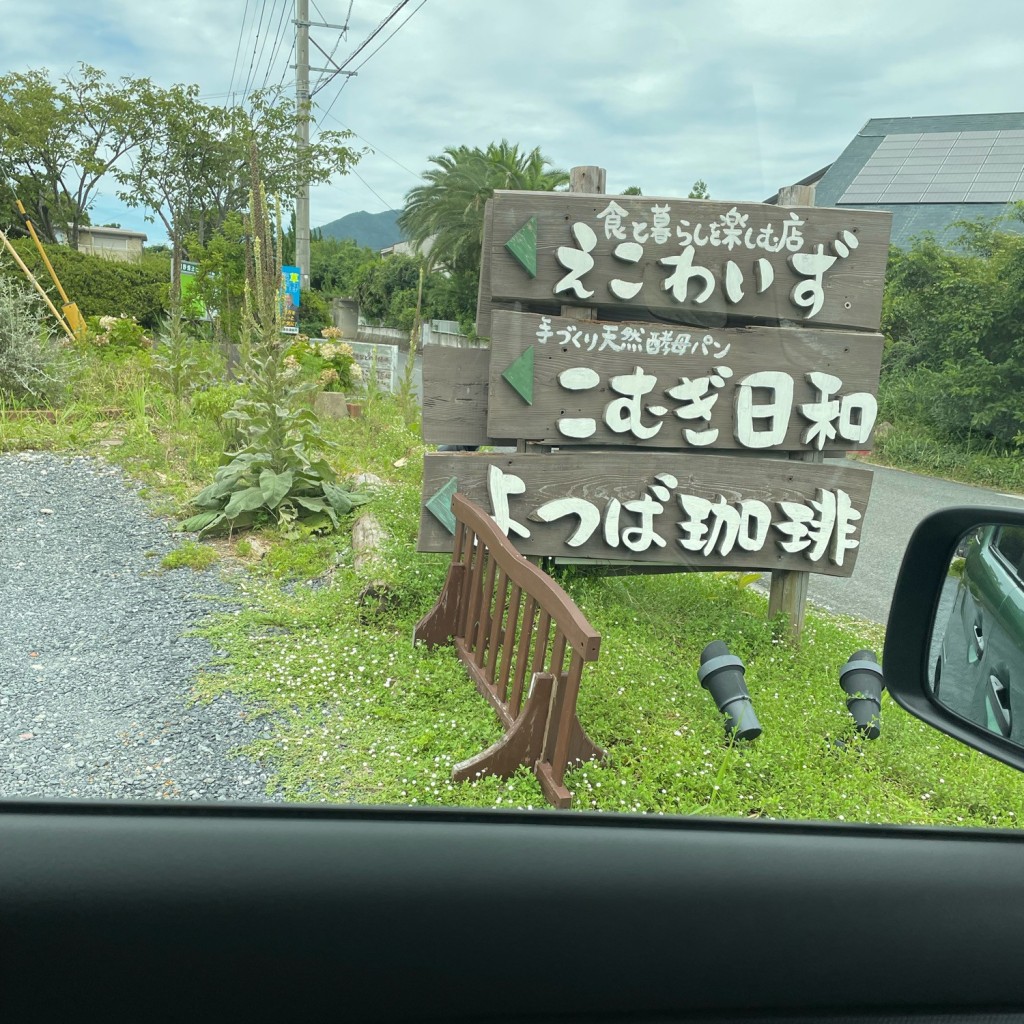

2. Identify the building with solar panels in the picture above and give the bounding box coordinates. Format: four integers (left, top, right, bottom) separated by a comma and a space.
769, 113, 1024, 248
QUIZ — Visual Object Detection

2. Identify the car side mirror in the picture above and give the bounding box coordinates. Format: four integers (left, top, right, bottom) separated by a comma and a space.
885, 506, 1024, 772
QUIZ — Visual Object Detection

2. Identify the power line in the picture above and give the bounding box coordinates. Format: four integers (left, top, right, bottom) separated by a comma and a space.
347, 0, 426, 74
335, 0, 411, 73
313, 0, 427, 128
347, 168, 397, 211
240, 0, 271, 103
316, 109, 422, 180
277, 38, 296, 89
258, 0, 292, 94
227, 0, 253, 101
247, 0, 280, 100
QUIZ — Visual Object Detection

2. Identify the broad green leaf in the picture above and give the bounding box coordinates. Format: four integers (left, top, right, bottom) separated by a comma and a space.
308, 459, 337, 481
323, 482, 371, 516
322, 482, 352, 514
259, 468, 294, 508
223, 486, 268, 517
293, 495, 327, 512
209, 471, 251, 498
299, 511, 335, 533
190, 483, 223, 508
178, 511, 224, 533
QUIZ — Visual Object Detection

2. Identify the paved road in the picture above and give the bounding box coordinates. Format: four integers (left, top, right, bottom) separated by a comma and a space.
797, 459, 1024, 625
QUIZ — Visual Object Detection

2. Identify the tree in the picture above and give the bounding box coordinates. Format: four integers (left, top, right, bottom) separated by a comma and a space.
0, 64, 149, 247
398, 140, 568, 277
310, 236, 378, 295
881, 207, 1024, 448
183, 211, 248, 342
113, 84, 361, 298
688, 180, 711, 199
354, 252, 423, 325
620, 185, 643, 195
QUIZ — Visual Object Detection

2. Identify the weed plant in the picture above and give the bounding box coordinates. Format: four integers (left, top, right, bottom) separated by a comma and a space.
0, 275, 71, 407
161, 540, 219, 572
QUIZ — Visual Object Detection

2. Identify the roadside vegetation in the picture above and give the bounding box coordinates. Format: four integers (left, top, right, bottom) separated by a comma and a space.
3, 281, 1023, 829
870, 206, 1024, 494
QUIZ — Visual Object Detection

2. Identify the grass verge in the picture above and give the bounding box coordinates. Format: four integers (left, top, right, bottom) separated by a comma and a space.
869, 420, 1024, 495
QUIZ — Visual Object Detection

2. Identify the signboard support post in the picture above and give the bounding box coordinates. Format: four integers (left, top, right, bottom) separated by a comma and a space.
768, 184, 819, 640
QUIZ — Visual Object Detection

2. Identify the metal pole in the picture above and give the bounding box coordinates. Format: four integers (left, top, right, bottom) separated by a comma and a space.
295, 0, 311, 295
15, 200, 86, 335
0, 227, 75, 340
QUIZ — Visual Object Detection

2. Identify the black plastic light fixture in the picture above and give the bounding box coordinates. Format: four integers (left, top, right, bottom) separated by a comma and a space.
839, 649, 885, 739
698, 640, 763, 740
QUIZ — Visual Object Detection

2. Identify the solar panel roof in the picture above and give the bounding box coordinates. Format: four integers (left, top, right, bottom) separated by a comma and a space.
839, 130, 1024, 203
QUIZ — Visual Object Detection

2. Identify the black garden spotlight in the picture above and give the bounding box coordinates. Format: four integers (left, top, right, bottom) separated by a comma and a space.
839, 649, 885, 739
698, 640, 762, 741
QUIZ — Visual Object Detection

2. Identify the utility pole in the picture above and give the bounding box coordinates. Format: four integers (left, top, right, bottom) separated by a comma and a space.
294, 3, 355, 295
295, 0, 311, 293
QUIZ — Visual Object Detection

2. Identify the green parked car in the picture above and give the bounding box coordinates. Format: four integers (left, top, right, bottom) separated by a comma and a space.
936, 525, 1024, 741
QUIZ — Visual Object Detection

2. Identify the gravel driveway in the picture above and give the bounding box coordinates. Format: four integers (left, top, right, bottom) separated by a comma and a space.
0, 451, 281, 802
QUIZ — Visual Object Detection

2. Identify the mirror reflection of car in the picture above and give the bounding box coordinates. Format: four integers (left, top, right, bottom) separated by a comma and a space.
887, 506, 1024, 772
933, 525, 1024, 740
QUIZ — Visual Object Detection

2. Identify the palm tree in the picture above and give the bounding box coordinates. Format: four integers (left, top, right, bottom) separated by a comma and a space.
398, 140, 567, 277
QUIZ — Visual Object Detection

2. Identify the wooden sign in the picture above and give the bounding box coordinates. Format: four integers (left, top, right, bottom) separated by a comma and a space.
480, 192, 892, 336
419, 451, 873, 577
421, 346, 516, 446
486, 310, 882, 451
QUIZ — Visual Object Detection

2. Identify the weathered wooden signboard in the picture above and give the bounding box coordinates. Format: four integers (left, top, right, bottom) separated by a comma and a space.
418, 184, 891, 595
420, 451, 873, 576
479, 191, 891, 336
421, 346, 510, 446
485, 311, 883, 451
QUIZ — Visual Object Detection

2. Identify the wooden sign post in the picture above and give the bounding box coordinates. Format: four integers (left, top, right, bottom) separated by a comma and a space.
420, 170, 892, 638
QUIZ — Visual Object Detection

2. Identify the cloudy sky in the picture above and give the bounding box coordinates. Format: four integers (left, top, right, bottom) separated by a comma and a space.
2, 0, 1023, 242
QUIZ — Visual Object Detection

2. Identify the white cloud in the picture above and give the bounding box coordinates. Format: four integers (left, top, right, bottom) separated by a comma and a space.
3, 0, 1024, 241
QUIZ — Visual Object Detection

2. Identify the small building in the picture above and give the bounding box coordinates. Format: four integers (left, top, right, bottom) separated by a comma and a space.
769, 113, 1024, 248
380, 235, 434, 260
75, 225, 148, 263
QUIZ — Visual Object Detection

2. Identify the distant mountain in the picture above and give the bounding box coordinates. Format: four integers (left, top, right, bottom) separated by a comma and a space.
316, 209, 404, 250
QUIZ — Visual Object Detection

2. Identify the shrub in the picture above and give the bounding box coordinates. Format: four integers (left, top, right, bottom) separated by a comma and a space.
190, 381, 251, 451
296, 287, 332, 337
191, 382, 251, 422
881, 211, 1024, 450
285, 330, 361, 392
0, 275, 70, 407
83, 314, 153, 357
2, 239, 169, 330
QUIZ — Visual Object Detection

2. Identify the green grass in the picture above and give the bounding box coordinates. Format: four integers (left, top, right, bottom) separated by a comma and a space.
160, 540, 218, 572
9, 346, 1024, 827
869, 420, 1024, 494
190, 528, 1024, 825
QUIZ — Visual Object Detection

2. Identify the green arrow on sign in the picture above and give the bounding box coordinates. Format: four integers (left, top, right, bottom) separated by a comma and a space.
425, 476, 459, 534
501, 346, 534, 405
504, 216, 537, 278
